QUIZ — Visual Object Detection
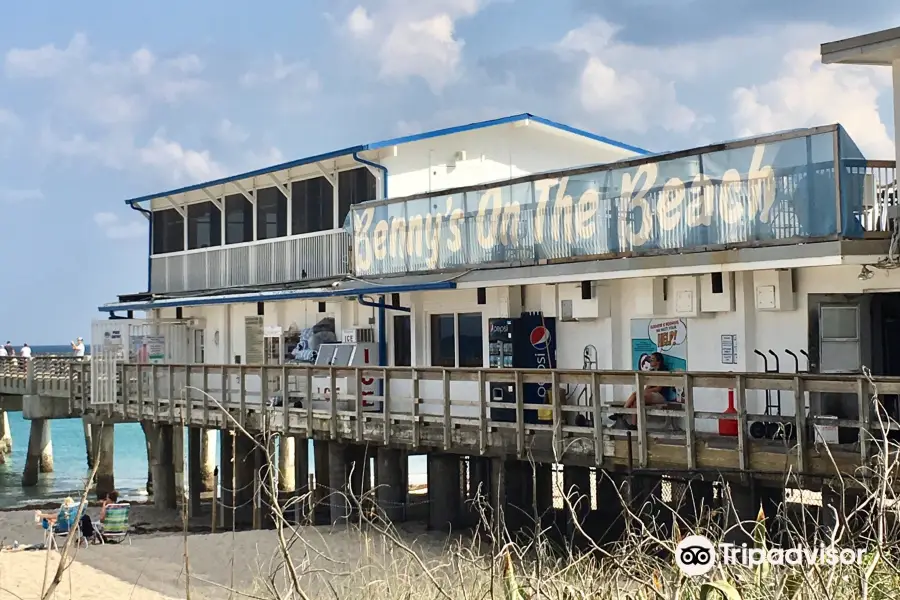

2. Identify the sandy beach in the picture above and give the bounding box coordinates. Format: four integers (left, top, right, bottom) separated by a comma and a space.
0, 500, 463, 600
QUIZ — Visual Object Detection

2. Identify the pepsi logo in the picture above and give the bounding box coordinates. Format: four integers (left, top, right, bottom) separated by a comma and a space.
530, 326, 551, 351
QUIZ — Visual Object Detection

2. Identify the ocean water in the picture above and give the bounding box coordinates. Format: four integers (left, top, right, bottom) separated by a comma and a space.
0, 345, 426, 508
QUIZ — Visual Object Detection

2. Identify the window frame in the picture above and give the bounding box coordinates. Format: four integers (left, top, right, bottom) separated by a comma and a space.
152, 208, 185, 255
392, 314, 412, 367
819, 304, 861, 373
427, 311, 484, 368
186, 201, 222, 250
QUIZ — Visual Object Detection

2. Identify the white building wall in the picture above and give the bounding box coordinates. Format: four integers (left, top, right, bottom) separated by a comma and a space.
151, 262, 900, 425
380, 123, 639, 199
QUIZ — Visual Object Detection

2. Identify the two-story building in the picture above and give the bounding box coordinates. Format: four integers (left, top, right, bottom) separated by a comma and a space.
97, 112, 898, 436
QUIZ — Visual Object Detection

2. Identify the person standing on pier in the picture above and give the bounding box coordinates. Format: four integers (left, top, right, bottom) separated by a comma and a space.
0, 345, 6, 358
71, 337, 85, 359
4, 341, 13, 357
20, 343, 32, 358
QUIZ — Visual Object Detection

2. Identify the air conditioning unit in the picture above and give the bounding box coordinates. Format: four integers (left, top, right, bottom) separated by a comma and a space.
557, 282, 610, 321
341, 328, 375, 343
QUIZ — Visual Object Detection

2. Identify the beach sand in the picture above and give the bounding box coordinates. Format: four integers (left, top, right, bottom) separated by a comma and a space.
0, 500, 466, 600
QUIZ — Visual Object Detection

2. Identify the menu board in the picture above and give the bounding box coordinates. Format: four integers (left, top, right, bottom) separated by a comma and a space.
244, 316, 265, 365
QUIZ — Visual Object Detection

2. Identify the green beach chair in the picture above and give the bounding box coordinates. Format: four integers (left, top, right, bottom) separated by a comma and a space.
98, 503, 131, 545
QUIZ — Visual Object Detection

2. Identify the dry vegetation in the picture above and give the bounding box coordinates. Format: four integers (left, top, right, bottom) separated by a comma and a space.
22, 384, 900, 600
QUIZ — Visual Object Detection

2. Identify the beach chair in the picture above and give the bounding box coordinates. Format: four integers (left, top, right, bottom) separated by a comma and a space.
46, 503, 88, 550
97, 503, 131, 545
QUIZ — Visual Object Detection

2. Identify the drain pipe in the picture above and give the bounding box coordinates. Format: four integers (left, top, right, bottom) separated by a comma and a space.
129, 203, 153, 293
356, 295, 410, 313
351, 152, 390, 372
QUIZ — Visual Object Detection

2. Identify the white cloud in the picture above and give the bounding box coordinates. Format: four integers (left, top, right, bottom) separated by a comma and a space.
0, 189, 42, 203
4, 34, 206, 127
93, 211, 145, 240
41, 126, 225, 185
216, 118, 250, 144
342, 0, 487, 93
240, 54, 320, 91
138, 133, 226, 183
732, 49, 894, 158
347, 6, 374, 36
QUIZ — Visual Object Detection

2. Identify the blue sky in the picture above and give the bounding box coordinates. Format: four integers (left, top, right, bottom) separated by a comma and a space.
0, 0, 897, 343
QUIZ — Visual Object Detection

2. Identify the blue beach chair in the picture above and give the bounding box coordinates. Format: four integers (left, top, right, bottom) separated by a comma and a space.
42, 501, 88, 550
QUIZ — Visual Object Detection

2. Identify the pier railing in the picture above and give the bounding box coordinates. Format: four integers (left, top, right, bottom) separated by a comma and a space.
0, 356, 85, 396
58, 362, 900, 484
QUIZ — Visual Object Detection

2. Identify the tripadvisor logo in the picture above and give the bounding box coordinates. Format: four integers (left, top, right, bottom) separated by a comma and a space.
675, 535, 865, 576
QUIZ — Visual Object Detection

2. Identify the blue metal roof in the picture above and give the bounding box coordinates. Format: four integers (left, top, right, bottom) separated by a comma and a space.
123, 113, 649, 206
98, 276, 458, 312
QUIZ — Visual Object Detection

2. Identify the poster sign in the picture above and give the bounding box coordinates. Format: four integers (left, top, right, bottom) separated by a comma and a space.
630, 318, 688, 372
721, 334, 737, 365
245, 316, 265, 364
137, 335, 166, 364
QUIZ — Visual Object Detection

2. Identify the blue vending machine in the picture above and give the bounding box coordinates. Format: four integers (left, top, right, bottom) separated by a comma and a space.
515, 312, 557, 424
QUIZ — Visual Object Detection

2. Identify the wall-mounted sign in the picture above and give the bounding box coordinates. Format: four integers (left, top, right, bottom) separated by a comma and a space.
245, 316, 265, 365
349, 128, 865, 277
721, 334, 737, 365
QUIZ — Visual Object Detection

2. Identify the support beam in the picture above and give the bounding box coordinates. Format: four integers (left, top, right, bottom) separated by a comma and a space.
428, 454, 461, 531
152, 424, 177, 510
232, 180, 256, 206
220, 431, 235, 529
294, 437, 310, 523
266, 173, 291, 200
233, 433, 256, 526
278, 435, 296, 492
314, 162, 336, 186
0, 409, 11, 455
313, 440, 330, 525
188, 428, 203, 517
95, 424, 115, 499
201, 188, 223, 211
199, 429, 216, 493
376, 447, 404, 523
164, 196, 186, 217
328, 441, 349, 524
81, 418, 93, 468
22, 419, 52, 486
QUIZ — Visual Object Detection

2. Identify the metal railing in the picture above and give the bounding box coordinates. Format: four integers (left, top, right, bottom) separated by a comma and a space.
149, 228, 351, 294
48, 362, 900, 480
848, 159, 899, 233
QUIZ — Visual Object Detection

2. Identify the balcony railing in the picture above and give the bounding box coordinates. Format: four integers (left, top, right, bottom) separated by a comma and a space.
150, 229, 351, 294
348, 125, 898, 277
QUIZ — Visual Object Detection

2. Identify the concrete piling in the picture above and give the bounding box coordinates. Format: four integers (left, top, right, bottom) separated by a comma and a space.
376, 447, 405, 523
95, 424, 115, 499
151, 424, 177, 510
313, 440, 330, 525
278, 435, 296, 492
82, 418, 93, 468
233, 433, 257, 526
294, 437, 310, 522
0, 409, 12, 455
188, 427, 203, 517
22, 418, 52, 486
428, 454, 461, 531
328, 441, 349, 523
220, 431, 235, 528
199, 429, 216, 493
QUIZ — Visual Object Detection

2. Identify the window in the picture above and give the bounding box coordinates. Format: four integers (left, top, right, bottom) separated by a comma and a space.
820, 305, 860, 372
429, 312, 483, 367
292, 176, 333, 235
152, 208, 184, 254
256, 187, 287, 240
224, 194, 253, 244
393, 315, 411, 367
338, 167, 377, 227
187, 201, 221, 249
457, 313, 484, 367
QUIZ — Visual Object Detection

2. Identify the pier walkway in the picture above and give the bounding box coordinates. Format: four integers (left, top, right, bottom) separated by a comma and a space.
0, 358, 894, 487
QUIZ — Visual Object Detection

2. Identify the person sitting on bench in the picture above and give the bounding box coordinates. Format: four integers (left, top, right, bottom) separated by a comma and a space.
622, 352, 676, 428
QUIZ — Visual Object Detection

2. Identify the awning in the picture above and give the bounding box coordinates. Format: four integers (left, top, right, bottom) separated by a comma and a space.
98, 274, 458, 313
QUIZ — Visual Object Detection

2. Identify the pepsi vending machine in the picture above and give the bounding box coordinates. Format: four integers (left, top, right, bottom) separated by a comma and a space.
488, 318, 516, 422
488, 313, 557, 423
516, 312, 557, 424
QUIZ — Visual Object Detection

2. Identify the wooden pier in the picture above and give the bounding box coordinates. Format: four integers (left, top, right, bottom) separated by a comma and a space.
0, 357, 896, 536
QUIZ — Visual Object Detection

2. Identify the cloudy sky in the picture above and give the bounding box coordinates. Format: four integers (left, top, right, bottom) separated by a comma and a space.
0, 0, 897, 343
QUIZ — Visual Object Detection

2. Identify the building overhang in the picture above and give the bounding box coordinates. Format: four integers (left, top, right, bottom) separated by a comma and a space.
453, 239, 894, 288
98, 273, 459, 313
821, 27, 900, 66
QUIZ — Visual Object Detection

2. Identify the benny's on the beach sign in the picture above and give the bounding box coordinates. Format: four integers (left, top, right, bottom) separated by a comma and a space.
348, 126, 866, 277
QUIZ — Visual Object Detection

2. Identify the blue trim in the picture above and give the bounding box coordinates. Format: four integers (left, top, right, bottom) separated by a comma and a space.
129, 203, 153, 292
97, 280, 457, 312
351, 152, 389, 200
123, 113, 646, 207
